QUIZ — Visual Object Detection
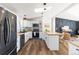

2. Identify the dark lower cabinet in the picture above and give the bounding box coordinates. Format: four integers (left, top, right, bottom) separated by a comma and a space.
20, 34, 25, 49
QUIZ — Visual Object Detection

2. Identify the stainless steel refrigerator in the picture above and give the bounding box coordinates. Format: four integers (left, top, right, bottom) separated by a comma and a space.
0, 7, 17, 55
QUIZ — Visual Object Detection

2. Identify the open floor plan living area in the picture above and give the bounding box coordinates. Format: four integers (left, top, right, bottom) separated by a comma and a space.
0, 3, 79, 55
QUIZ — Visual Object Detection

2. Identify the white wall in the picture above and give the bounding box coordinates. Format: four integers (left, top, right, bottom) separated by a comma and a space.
51, 17, 56, 32
42, 11, 52, 32
41, 9, 57, 33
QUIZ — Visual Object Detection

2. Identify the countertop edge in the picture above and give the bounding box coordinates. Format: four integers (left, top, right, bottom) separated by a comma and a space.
69, 41, 79, 48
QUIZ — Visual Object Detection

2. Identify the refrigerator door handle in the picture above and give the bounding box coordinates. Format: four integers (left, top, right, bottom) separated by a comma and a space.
4, 17, 8, 45
6, 17, 10, 43
4, 16, 10, 45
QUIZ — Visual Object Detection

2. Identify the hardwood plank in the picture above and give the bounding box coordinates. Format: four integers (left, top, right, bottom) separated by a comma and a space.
17, 38, 53, 55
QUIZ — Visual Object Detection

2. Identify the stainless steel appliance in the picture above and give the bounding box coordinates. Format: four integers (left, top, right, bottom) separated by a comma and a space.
32, 24, 39, 38
0, 7, 17, 55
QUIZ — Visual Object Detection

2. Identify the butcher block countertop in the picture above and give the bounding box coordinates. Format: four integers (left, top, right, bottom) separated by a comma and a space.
44, 32, 62, 36
17, 32, 25, 36
17, 31, 32, 36
69, 41, 79, 48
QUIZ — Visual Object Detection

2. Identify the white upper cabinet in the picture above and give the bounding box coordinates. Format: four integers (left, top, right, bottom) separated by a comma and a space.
23, 20, 32, 27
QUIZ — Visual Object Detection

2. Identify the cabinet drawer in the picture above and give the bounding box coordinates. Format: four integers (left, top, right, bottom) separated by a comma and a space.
69, 43, 79, 55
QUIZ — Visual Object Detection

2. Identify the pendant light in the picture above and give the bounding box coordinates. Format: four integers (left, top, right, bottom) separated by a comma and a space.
34, 3, 52, 13
23, 15, 27, 20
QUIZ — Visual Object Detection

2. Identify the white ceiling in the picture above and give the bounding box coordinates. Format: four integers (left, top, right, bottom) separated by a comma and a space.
66, 3, 79, 17
0, 3, 72, 18
57, 3, 79, 21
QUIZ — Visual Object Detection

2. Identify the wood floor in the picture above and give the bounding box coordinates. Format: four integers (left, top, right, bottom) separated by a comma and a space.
54, 39, 68, 55
17, 38, 53, 55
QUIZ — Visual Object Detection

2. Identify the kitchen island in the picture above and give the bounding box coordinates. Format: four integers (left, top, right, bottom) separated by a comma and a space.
40, 32, 61, 50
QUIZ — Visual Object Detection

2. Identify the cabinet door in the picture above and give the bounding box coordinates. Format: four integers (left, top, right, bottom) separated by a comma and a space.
25, 21, 32, 27
39, 32, 42, 39
39, 33, 49, 47
28, 32, 32, 38
20, 34, 25, 49
48, 36, 59, 50
45, 35, 49, 48
25, 33, 29, 43
25, 32, 32, 43
39, 32, 44, 40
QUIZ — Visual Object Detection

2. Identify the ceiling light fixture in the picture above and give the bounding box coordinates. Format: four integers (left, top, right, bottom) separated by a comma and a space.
23, 15, 27, 20
34, 3, 52, 13
34, 6, 52, 13
43, 3, 46, 5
